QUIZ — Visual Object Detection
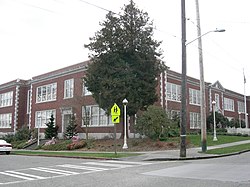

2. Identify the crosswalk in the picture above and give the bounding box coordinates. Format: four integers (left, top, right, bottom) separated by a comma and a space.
0, 160, 151, 185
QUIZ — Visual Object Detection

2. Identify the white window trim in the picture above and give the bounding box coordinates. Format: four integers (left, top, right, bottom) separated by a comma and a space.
82, 105, 113, 127
166, 82, 181, 102
0, 91, 13, 108
82, 82, 92, 96
189, 88, 201, 106
0, 113, 12, 128
237, 101, 245, 113
224, 97, 235, 112
36, 83, 57, 103
64, 79, 74, 99
190, 112, 201, 129
35, 109, 56, 128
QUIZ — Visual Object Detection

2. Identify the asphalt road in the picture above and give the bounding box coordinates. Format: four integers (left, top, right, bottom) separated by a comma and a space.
1, 152, 250, 187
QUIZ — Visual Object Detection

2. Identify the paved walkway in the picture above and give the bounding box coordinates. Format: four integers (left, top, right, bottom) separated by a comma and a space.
121, 140, 250, 162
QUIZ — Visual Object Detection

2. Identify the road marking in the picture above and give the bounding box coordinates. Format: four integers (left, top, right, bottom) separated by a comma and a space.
0, 171, 35, 181
0, 160, 151, 185
4, 171, 46, 180
58, 164, 108, 171
30, 167, 79, 175
83, 162, 134, 168
101, 160, 152, 165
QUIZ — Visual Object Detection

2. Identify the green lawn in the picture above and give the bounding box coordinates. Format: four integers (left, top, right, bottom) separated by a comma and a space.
12, 150, 140, 158
206, 143, 250, 155
187, 134, 250, 147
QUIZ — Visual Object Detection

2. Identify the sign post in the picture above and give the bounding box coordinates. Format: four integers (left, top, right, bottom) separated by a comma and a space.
111, 103, 121, 155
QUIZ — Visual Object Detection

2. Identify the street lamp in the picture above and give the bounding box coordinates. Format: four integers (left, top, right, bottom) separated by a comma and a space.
122, 98, 128, 149
212, 100, 218, 141
187, 27, 225, 151
37, 115, 41, 146
239, 112, 241, 128
185, 29, 226, 46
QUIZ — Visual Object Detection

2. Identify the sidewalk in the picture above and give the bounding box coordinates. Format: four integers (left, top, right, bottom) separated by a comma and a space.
120, 140, 250, 162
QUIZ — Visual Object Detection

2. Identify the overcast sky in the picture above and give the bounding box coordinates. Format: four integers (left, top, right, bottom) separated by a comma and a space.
0, 0, 249, 95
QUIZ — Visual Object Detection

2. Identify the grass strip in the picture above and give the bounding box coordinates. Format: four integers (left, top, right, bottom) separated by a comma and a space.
12, 150, 140, 158
206, 143, 250, 155
187, 135, 250, 147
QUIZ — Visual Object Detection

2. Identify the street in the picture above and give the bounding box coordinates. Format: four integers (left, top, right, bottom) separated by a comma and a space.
0, 152, 250, 187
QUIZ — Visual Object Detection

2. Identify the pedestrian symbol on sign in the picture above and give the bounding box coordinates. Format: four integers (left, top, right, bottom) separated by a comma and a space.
111, 103, 120, 116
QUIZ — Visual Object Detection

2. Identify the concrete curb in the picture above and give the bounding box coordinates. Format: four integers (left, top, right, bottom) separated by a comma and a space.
144, 149, 250, 161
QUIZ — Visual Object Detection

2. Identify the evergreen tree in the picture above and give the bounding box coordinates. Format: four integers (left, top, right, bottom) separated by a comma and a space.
45, 114, 58, 139
64, 115, 78, 139
84, 0, 166, 115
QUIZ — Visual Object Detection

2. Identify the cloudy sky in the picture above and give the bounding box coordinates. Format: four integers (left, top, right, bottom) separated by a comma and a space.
0, 0, 249, 95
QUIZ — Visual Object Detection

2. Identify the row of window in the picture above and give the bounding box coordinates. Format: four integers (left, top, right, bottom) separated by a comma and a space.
167, 83, 245, 113
0, 91, 13, 108
0, 113, 12, 128
34, 106, 112, 128
169, 110, 200, 129
36, 79, 91, 103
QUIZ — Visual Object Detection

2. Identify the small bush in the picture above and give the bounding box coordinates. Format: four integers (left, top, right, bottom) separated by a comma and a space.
42, 140, 72, 151
15, 126, 30, 141
3, 134, 15, 143
135, 105, 171, 140
67, 140, 86, 150
11, 140, 27, 149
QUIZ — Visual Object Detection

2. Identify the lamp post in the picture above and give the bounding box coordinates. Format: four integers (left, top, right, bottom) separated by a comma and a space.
184, 28, 225, 152
180, 0, 225, 156
187, 23, 225, 151
37, 115, 41, 146
212, 100, 217, 141
122, 98, 128, 149
239, 112, 241, 128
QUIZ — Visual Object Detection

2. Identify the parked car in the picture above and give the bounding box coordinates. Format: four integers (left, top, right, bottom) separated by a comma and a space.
0, 140, 12, 155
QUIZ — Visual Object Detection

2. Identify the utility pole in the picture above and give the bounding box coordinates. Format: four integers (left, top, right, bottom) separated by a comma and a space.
180, 0, 187, 157
195, 0, 207, 152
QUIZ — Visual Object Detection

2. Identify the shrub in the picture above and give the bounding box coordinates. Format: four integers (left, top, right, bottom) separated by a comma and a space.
15, 126, 30, 141
3, 126, 31, 143
42, 140, 72, 151
67, 140, 86, 150
134, 105, 171, 140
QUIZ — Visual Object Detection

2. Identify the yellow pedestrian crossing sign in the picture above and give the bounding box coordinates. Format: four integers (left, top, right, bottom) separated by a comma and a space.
111, 103, 120, 116
112, 115, 120, 123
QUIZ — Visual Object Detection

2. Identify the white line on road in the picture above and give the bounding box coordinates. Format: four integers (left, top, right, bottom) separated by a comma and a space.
83, 162, 134, 168
0, 171, 34, 181
30, 167, 79, 175
4, 170, 46, 180
58, 164, 108, 171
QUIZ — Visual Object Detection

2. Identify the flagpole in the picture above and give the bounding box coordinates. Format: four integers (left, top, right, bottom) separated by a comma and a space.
243, 69, 248, 128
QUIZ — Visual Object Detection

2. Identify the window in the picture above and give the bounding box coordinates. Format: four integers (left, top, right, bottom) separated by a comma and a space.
238, 101, 245, 113
0, 113, 12, 128
166, 83, 181, 102
224, 97, 234, 111
0, 91, 13, 108
82, 105, 113, 126
190, 112, 201, 129
189, 88, 201, 105
27, 90, 31, 114
35, 109, 56, 128
36, 83, 57, 103
82, 81, 92, 96
64, 79, 74, 98
170, 110, 180, 120
215, 94, 220, 111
